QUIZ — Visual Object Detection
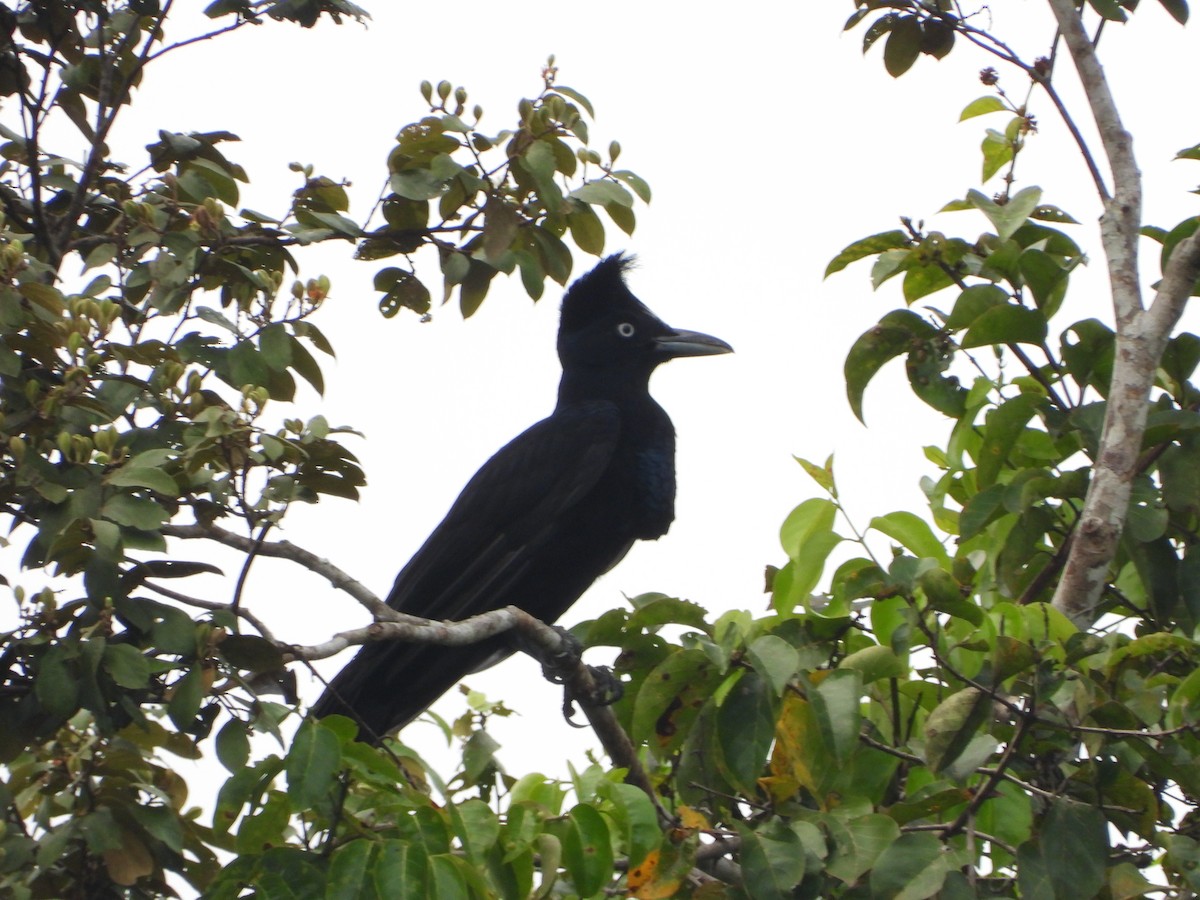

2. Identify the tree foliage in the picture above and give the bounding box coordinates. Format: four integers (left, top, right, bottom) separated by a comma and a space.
3, 0, 1200, 898
0, 1, 650, 895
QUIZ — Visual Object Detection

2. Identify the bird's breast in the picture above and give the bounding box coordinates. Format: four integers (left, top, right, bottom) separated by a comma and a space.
631, 442, 676, 539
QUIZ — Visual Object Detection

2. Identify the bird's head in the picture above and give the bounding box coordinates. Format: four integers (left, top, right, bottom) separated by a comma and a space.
557, 254, 732, 376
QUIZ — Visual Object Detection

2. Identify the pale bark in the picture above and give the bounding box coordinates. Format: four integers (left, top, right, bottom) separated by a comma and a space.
1045, 0, 1200, 627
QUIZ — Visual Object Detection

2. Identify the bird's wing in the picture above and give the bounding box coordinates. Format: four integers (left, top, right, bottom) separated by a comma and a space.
385, 400, 622, 621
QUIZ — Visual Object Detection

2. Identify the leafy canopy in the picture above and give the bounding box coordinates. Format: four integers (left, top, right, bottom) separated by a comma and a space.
3, 1, 1200, 898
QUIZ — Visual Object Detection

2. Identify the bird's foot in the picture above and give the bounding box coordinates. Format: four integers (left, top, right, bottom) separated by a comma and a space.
561, 664, 624, 728
539, 625, 585, 684
535, 626, 624, 726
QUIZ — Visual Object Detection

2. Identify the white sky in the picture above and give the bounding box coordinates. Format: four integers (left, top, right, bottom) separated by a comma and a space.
19, 2, 1200, 782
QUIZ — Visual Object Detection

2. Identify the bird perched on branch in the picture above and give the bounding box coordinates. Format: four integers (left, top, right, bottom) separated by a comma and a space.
311, 254, 731, 740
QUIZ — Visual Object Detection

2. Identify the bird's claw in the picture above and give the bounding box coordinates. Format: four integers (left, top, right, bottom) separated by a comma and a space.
561, 664, 624, 727
540, 625, 585, 684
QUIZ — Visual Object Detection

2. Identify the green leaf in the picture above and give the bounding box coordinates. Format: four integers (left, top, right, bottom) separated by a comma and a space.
328, 842, 381, 896
376, 267, 431, 318
611, 169, 651, 203
920, 567, 983, 626
286, 720, 341, 809
872, 248, 913, 288
449, 798, 501, 863
1032, 800, 1108, 899
288, 336, 326, 395
969, 186, 1043, 242
604, 201, 636, 236
167, 666, 205, 731
1030, 204, 1079, 224
216, 718, 251, 774
959, 95, 1007, 121
196, 305, 240, 335
869, 832, 951, 899
977, 393, 1042, 487
869, 510, 949, 565
883, 16, 922, 77
1160, 216, 1200, 280
924, 686, 990, 774
631, 649, 722, 754
839, 644, 908, 682
259, 323, 293, 371
1019, 249, 1068, 317
562, 804, 612, 897
1087, 0, 1128, 20
391, 167, 450, 201
459, 259, 497, 318
228, 339, 270, 387
826, 814, 900, 884
746, 635, 800, 696
794, 454, 836, 496
862, 12, 898, 52
530, 227, 572, 285
36, 646, 79, 718
906, 337, 966, 417
981, 128, 1014, 182
570, 180, 633, 208
102, 493, 168, 531
599, 782, 660, 871
1158, 0, 1190, 24
902, 261, 955, 303
483, 196, 521, 263
220, 634, 285, 673
959, 483, 1007, 540
105, 466, 180, 497
104, 644, 151, 689
566, 202, 605, 256
845, 310, 935, 422
946, 284, 1008, 330
776, 498, 842, 611
960, 303, 1048, 349
825, 230, 910, 278
920, 18, 955, 58
551, 85, 595, 117
717, 670, 777, 795
808, 669, 862, 764
735, 821, 806, 900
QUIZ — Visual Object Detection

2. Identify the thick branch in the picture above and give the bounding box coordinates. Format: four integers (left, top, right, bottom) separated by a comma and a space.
286, 606, 539, 661
1041, 0, 1198, 628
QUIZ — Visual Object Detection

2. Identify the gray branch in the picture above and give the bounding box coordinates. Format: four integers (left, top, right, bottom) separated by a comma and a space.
161, 521, 413, 625
1045, 0, 1200, 627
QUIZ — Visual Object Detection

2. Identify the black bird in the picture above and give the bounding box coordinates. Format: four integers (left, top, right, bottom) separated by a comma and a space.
311, 254, 731, 739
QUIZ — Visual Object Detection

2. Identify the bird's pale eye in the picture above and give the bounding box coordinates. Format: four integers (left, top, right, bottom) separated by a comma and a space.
616, 322, 636, 338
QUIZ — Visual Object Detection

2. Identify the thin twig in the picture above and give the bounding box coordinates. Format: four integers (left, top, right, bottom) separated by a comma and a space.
161, 521, 399, 622
139, 579, 276, 642
231, 521, 272, 621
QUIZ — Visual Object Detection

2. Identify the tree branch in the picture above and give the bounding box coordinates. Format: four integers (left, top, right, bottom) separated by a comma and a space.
161, 521, 407, 623
1044, 0, 1200, 627
140, 578, 277, 642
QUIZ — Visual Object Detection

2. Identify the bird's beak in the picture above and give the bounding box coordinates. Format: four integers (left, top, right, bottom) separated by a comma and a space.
654, 329, 734, 359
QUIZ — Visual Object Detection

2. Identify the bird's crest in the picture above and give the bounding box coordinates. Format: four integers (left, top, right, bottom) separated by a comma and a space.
559, 253, 647, 334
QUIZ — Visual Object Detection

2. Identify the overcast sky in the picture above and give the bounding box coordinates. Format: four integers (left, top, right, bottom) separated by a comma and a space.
34, 2, 1200, 777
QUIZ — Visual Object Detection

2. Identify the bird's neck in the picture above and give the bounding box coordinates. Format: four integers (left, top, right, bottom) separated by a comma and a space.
556, 365, 655, 408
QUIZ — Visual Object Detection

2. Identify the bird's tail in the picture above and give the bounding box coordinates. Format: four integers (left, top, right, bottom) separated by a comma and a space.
310, 635, 511, 743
